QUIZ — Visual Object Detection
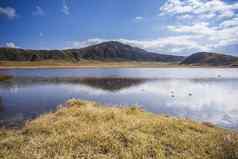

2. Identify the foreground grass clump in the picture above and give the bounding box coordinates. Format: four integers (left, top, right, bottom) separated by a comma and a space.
0, 99, 237, 159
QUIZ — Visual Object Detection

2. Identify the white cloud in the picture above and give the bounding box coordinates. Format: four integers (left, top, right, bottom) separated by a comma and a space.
62, 0, 70, 15
134, 16, 144, 21
0, 6, 16, 19
5, 42, 16, 48
160, 0, 238, 19
159, 0, 238, 53
70, 38, 105, 48
32, 6, 45, 16
177, 14, 193, 20
167, 22, 238, 48
199, 12, 216, 19
118, 36, 208, 52
219, 10, 234, 19
167, 22, 215, 36
220, 17, 238, 28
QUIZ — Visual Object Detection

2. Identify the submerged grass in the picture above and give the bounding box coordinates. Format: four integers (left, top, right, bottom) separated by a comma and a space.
0, 99, 237, 159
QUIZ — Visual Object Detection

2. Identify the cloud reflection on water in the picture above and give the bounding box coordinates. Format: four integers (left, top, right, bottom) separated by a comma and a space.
116, 79, 238, 128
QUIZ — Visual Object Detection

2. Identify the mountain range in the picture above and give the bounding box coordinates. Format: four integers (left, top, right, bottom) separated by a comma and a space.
0, 41, 238, 66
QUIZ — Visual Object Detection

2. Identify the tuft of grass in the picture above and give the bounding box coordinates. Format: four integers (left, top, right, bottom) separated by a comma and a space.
0, 99, 237, 159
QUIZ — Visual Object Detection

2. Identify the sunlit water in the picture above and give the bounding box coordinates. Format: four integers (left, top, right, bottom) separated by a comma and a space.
0, 68, 238, 129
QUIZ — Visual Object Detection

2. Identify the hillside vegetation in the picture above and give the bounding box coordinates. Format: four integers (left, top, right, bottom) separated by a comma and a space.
0, 99, 237, 159
0, 48, 76, 62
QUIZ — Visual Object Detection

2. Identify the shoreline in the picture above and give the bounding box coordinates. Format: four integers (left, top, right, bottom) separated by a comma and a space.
0, 66, 236, 69
0, 61, 237, 69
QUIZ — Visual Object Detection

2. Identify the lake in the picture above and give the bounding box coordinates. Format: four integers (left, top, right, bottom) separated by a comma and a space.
0, 68, 238, 129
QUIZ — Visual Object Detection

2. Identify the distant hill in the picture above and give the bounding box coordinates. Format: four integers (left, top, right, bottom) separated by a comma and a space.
181, 52, 238, 66
65, 41, 184, 62
0, 41, 184, 62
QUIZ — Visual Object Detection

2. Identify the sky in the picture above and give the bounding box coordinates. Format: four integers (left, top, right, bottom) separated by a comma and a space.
0, 0, 238, 56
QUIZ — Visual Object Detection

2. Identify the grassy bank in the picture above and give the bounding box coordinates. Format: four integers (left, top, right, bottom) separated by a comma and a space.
0, 99, 238, 159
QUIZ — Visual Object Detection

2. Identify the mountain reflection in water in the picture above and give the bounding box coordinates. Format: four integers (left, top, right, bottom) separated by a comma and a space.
0, 77, 150, 92
0, 96, 4, 112
0, 77, 151, 127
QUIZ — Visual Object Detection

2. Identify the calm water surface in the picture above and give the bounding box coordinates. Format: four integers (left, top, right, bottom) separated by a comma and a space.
0, 68, 238, 128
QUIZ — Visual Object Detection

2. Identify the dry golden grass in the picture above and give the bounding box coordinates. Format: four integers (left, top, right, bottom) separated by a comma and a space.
0, 99, 237, 159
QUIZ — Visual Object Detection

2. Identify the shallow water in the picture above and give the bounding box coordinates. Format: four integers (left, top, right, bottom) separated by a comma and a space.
0, 68, 238, 128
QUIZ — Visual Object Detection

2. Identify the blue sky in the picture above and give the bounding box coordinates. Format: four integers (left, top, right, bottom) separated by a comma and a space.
0, 0, 238, 56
